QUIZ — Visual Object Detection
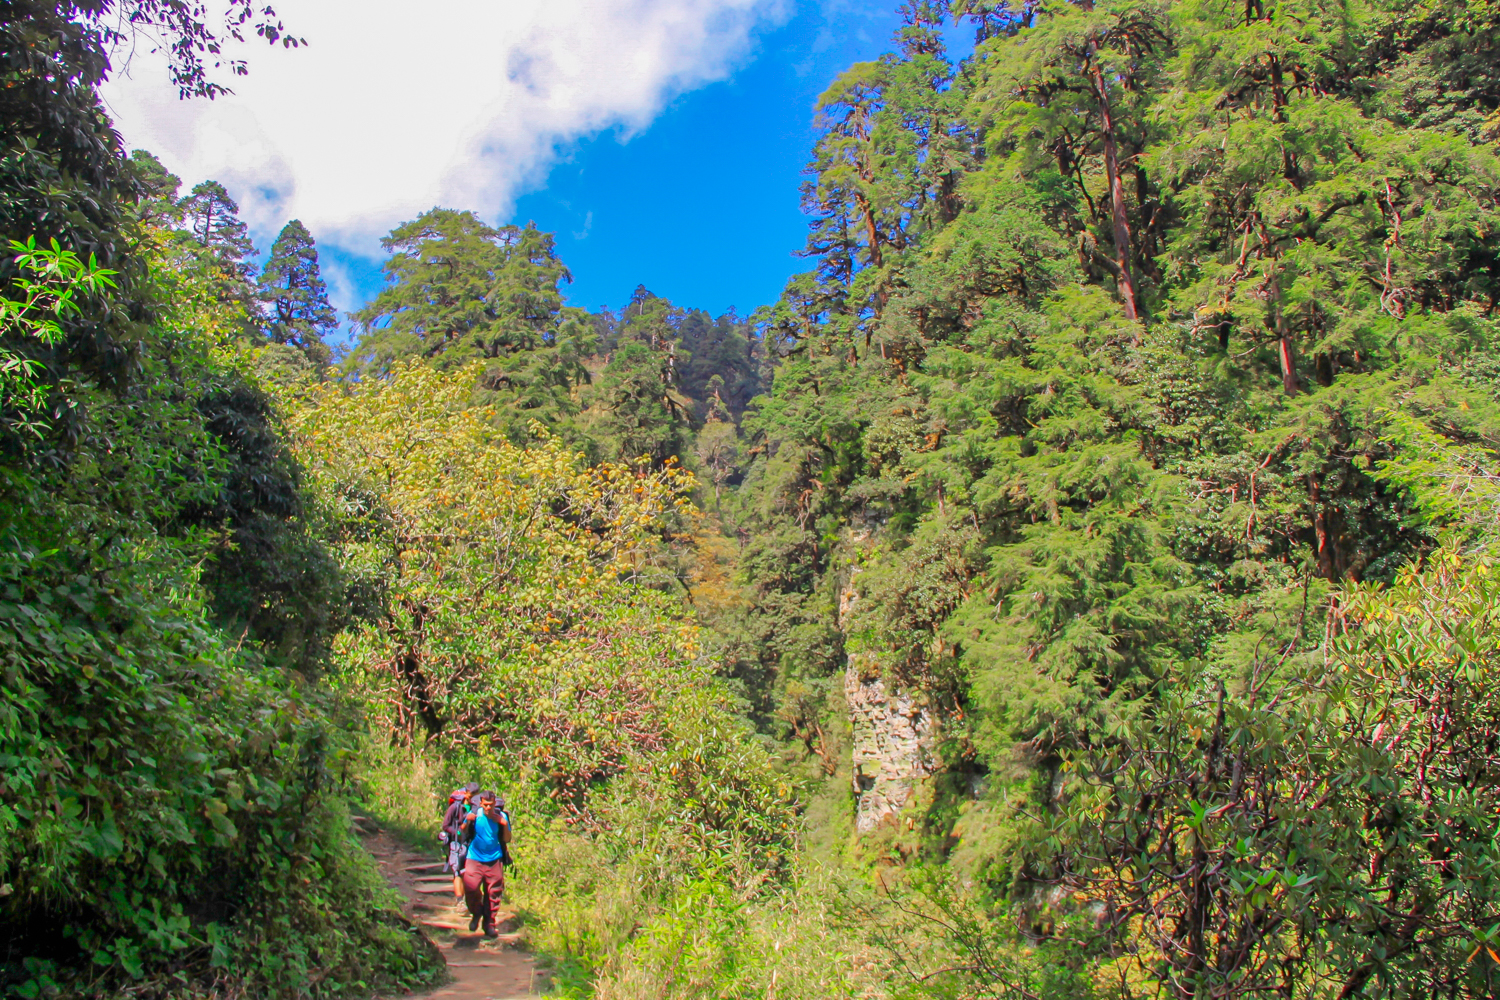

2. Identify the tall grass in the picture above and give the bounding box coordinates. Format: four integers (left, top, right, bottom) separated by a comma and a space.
351, 741, 1088, 1000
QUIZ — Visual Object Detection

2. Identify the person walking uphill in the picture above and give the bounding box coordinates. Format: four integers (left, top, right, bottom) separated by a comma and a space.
441, 782, 479, 904
459, 790, 511, 937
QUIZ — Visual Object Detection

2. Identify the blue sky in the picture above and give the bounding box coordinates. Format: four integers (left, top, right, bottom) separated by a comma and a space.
104, 0, 948, 328
320, 1, 911, 323
507, 1, 908, 318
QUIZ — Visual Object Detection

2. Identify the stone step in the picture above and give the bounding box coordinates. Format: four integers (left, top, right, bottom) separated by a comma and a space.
415, 884, 457, 894
443, 961, 514, 968
405, 863, 448, 874
409, 899, 456, 913
448, 932, 523, 947
420, 919, 473, 931
421, 912, 517, 931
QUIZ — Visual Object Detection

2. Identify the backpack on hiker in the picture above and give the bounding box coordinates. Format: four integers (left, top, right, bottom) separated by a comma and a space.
439, 782, 479, 845
459, 792, 515, 869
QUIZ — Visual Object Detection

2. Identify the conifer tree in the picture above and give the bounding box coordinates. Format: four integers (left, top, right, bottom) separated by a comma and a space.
724, 4, 1500, 942
345, 208, 596, 444
347, 209, 572, 374
126, 149, 182, 228
178, 180, 257, 281
678, 309, 760, 421
258, 219, 336, 363
594, 341, 691, 467
177, 179, 258, 323
803, 61, 889, 308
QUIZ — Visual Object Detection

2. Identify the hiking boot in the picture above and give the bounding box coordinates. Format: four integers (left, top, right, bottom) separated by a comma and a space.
482, 922, 499, 939
468, 913, 481, 932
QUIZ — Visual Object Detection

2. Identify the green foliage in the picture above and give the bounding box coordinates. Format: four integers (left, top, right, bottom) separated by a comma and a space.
16, 1, 1500, 998
869, 866, 1096, 1000
583, 286, 766, 467
653, 14, 1500, 1000
591, 340, 692, 466
726, 0, 1500, 837
289, 363, 793, 846
0, 4, 435, 966
519, 832, 1085, 1000
0, 238, 117, 438
177, 180, 258, 315
0, 1, 148, 442
125, 229, 347, 676
0, 525, 438, 999
125, 150, 183, 228
677, 309, 761, 422
349, 210, 567, 372
345, 208, 601, 443
179, 181, 255, 280
296, 363, 835, 994
498, 772, 866, 1000
258, 220, 336, 364
0, 222, 441, 994
1033, 549, 1500, 998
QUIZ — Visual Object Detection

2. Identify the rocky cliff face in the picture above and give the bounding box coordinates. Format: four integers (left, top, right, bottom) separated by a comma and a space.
839, 541, 936, 834
844, 662, 934, 833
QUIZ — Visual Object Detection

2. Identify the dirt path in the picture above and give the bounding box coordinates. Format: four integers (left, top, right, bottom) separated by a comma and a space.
360, 825, 549, 999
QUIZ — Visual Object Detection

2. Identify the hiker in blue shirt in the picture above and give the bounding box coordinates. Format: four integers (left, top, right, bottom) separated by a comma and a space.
439, 782, 479, 905
458, 789, 511, 937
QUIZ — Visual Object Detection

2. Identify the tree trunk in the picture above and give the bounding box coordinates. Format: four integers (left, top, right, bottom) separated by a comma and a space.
1315, 351, 1335, 386
1278, 335, 1299, 395
1308, 474, 1340, 580
1091, 58, 1140, 321
854, 190, 882, 269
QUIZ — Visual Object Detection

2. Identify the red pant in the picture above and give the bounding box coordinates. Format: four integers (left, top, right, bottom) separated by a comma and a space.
462, 858, 505, 925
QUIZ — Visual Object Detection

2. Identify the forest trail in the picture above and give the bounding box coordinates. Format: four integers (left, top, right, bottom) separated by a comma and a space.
358, 823, 549, 1000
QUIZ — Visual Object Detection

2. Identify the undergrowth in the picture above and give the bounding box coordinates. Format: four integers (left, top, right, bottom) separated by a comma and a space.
0, 495, 445, 997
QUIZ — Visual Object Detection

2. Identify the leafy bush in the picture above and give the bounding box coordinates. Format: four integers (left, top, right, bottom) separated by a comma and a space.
0, 233, 443, 997
288, 364, 785, 816
1031, 549, 1500, 998
0, 493, 441, 998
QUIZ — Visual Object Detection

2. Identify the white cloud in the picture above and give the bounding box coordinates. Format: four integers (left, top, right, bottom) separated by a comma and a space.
320, 259, 362, 315
100, 0, 788, 252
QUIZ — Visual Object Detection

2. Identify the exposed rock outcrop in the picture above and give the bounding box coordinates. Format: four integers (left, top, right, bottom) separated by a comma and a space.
839, 537, 936, 834
844, 661, 934, 832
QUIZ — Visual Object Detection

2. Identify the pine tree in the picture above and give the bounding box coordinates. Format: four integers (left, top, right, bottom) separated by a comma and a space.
678, 309, 760, 421
177, 180, 258, 323
802, 61, 889, 317
593, 340, 691, 467
347, 209, 573, 374
723, 6, 1500, 954
178, 180, 257, 281
258, 219, 336, 363
345, 209, 595, 445
126, 149, 182, 228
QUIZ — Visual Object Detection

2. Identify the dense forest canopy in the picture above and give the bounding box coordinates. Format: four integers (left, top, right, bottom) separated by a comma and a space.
6, 0, 1500, 998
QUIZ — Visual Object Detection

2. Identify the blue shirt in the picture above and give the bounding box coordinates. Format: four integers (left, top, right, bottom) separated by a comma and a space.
467, 809, 506, 863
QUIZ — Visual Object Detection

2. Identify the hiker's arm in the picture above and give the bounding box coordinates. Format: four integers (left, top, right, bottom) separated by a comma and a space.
500, 811, 512, 844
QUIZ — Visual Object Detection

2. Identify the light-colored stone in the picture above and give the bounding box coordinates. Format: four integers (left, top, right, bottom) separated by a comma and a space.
839, 534, 935, 834
845, 664, 934, 833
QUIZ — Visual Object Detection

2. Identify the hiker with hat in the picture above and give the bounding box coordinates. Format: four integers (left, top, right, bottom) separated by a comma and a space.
439, 782, 480, 904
